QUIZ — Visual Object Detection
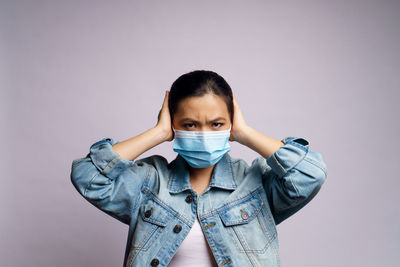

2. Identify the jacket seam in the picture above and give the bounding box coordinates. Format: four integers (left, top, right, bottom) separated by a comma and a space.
143, 179, 192, 227
271, 153, 286, 175
285, 140, 309, 152
273, 149, 313, 212
284, 149, 309, 198
286, 170, 300, 199
101, 156, 118, 175
83, 172, 100, 197
227, 155, 238, 188
133, 164, 152, 222
274, 180, 321, 212
274, 195, 303, 212
127, 165, 152, 267
303, 156, 327, 176
215, 186, 264, 215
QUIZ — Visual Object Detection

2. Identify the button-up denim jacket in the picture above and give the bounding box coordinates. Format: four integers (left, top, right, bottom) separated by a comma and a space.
70, 136, 327, 267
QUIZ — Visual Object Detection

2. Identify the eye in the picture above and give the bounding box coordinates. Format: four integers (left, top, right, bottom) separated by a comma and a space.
212, 122, 223, 128
184, 123, 196, 129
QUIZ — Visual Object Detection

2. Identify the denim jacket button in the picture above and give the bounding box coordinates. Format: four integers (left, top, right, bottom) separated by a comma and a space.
144, 209, 152, 218
185, 194, 194, 203
150, 258, 159, 266
173, 224, 182, 233
241, 210, 249, 220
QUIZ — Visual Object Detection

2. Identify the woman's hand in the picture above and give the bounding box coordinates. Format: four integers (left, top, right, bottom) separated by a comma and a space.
229, 93, 250, 144
111, 90, 174, 161
155, 90, 174, 142
230, 93, 284, 158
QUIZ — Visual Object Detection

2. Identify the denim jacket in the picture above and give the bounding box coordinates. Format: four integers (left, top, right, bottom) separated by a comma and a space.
70, 136, 327, 267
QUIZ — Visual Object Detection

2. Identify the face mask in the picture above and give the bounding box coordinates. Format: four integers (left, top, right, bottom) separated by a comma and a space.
172, 125, 232, 168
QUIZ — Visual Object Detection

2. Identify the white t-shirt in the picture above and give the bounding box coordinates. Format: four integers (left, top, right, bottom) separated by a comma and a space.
168, 217, 218, 266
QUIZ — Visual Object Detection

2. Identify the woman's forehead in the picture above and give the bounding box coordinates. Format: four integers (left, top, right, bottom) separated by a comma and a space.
175, 94, 229, 118
178, 116, 227, 123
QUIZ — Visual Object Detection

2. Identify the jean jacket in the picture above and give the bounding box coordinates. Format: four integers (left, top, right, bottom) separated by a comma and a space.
70, 136, 327, 267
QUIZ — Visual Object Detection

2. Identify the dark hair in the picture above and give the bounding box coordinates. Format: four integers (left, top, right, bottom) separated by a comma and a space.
168, 70, 234, 123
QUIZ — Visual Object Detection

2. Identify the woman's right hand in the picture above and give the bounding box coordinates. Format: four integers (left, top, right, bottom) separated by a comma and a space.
155, 90, 174, 142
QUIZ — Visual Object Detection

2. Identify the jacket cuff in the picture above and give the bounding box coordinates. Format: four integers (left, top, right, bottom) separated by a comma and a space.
267, 136, 309, 178
89, 138, 134, 180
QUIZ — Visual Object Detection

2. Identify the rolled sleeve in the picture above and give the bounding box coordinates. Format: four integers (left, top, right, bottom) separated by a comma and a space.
267, 136, 309, 178
70, 137, 150, 225
262, 136, 327, 225
89, 137, 134, 180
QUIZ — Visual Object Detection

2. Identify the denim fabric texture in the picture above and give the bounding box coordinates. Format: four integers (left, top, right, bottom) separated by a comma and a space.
70, 136, 327, 267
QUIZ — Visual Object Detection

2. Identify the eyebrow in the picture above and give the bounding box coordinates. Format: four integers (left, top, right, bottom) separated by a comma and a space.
179, 117, 227, 123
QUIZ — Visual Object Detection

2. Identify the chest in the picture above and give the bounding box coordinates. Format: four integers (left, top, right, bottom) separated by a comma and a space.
128, 185, 279, 267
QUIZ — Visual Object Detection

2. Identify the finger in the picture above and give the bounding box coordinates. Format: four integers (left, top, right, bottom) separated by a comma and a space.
232, 93, 238, 104
162, 91, 169, 107
233, 98, 238, 110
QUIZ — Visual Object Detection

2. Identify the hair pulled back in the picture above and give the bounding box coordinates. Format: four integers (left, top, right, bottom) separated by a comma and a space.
168, 70, 234, 123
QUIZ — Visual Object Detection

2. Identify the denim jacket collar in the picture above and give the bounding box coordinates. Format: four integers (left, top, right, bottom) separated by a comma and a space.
168, 152, 238, 194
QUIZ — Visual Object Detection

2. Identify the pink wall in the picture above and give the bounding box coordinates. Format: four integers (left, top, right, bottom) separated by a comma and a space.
2, 0, 399, 266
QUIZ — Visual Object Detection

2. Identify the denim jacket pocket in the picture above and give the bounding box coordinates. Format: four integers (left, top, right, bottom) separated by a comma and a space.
218, 194, 277, 254
131, 198, 170, 252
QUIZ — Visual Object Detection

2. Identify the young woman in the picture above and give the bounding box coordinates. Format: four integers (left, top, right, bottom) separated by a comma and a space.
70, 70, 327, 267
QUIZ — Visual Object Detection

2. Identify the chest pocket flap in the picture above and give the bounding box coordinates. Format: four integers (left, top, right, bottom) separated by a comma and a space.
217, 194, 276, 253
130, 198, 172, 254
219, 195, 263, 226
140, 198, 170, 227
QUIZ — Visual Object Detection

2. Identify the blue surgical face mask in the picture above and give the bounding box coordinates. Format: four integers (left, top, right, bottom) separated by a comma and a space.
172, 125, 232, 168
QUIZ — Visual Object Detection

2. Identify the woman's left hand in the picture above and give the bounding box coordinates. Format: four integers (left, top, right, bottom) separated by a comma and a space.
229, 94, 284, 157
229, 93, 250, 144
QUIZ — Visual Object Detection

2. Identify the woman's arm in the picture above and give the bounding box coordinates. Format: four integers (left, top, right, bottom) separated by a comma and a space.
261, 138, 327, 225
238, 126, 284, 159
112, 90, 173, 161
112, 126, 168, 161
70, 137, 148, 225
70, 91, 173, 225
230, 94, 327, 225
229, 93, 283, 156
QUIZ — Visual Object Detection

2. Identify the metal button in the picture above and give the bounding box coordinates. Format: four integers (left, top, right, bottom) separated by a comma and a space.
185, 194, 194, 203
241, 210, 249, 220
144, 209, 152, 218
150, 258, 159, 266
173, 224, 182, 233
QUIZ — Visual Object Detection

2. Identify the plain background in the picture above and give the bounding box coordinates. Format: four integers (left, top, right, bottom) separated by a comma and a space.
2, 1, 399, 266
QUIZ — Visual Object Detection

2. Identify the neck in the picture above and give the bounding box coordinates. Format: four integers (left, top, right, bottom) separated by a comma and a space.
187, 163, 216, 180
187, 163, 216, 195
